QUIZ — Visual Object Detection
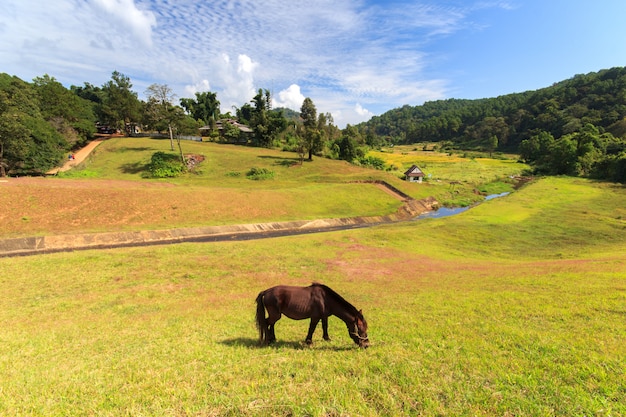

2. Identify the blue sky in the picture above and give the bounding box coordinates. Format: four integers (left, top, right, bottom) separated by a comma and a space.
1, 0, 625, 127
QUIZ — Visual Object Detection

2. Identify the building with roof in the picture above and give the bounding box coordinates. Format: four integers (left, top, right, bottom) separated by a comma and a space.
404, 165, 425, 183
199, 119, 253, 143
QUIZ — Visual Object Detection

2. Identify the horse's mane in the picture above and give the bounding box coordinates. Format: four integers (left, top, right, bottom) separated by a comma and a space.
311, 282, 362, 318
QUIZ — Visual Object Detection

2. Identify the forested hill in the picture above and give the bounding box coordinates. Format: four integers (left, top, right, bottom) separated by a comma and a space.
359, 67, 626, 151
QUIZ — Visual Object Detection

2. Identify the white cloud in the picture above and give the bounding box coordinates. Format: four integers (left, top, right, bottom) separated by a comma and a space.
215, 54, 259, 112
184, 80, 211, 96
237, 54, 258, 74
91, 0, 156, 47
0, 0, 517, 127
355, 103, 373, 117
272, 84, 306, 111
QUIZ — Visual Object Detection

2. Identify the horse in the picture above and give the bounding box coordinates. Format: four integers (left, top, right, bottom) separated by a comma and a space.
255, 283, 369, 348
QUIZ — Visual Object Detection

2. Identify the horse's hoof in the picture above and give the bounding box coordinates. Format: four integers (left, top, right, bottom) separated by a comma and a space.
305, 339, 313, 345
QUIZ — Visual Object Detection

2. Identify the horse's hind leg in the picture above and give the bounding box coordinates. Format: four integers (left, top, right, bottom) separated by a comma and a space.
322, 317, 331, 341
266, 309, 281, 344
268, 322, 277, 344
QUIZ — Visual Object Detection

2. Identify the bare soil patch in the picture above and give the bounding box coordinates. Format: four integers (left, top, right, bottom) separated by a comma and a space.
0, 177, 292, 238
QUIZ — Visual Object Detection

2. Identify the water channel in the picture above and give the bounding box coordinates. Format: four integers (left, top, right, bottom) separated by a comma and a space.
415, 192, 510, 220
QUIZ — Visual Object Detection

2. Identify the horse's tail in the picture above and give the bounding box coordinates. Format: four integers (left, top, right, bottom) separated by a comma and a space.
255, 291, 268, 345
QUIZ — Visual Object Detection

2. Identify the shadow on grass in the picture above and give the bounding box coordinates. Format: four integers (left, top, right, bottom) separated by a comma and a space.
257, 155, 304, 167
220, 337, 359, 351
114, 147, 154, 153
119, 162, 148, 174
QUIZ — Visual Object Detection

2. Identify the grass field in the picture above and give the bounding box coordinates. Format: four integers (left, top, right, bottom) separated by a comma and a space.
0, 138, 528, 238
1, 139, 625, 416
0, 138, 408, 238
368, 145, 528, 205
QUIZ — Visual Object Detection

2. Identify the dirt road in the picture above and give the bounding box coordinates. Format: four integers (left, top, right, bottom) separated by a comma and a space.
46, 139, 104, 175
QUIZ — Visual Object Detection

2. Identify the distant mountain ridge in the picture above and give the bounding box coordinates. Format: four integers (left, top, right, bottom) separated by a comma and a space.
358, 66, 626, 151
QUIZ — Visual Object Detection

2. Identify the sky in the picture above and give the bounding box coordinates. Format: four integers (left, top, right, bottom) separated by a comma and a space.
1, 0, 626, 127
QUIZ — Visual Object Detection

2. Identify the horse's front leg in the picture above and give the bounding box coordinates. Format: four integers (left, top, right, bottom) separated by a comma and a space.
305, 317, 320, 345
321, 317, 331, 341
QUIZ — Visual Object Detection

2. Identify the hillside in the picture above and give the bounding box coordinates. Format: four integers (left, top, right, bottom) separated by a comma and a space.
360, 67, 626, 151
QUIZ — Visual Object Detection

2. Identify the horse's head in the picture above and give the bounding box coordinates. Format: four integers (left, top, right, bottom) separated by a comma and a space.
349, 310, 369, 348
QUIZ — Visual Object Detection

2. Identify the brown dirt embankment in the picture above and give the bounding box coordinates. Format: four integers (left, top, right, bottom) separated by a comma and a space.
0, 192, 437, 257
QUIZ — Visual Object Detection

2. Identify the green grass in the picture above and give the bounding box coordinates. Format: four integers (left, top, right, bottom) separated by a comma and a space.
368, 146, 529, 206
1, 174, 625, 415
2, 138, 412, 238
62, 138, 395, 185
363, 177, 626, 261
1, 139, 625, 415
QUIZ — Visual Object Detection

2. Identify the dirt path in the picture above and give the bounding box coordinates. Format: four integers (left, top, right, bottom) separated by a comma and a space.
46, 139, 104, 175
374, 182, 409, 201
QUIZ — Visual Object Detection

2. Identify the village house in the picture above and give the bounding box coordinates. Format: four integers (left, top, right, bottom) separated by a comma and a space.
200, 119, 253, 143
404, 164, 425, 183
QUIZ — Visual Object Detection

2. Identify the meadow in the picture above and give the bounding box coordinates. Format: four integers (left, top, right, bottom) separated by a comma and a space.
0, 138, 625, 416
0, 138, 525, 238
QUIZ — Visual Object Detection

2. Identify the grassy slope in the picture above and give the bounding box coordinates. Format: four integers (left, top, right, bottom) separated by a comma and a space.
0, 138, 528, 238
369, 145, 528, 205
0, 139, 405, 238
0, 140, 625, 416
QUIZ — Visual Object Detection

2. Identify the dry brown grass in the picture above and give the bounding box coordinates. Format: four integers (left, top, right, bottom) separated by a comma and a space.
0, 177, 399, 238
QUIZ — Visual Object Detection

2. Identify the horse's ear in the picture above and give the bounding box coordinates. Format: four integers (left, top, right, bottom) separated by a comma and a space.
359, 309, 362, 314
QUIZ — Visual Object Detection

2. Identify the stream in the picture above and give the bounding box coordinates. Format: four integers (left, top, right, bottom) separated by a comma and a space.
415, 192, 510, 220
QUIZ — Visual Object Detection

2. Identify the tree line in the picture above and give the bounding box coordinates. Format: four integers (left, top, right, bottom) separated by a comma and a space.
1, 71, 374, 176
358, 67, 626, 182
3, 67, 626, 182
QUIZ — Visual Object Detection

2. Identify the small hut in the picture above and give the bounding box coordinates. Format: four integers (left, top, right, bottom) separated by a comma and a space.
200, 119, 253, 143
404, 165, 425, 183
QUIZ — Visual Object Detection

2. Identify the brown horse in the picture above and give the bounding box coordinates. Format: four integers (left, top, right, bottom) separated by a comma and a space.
255, 283, 369, 348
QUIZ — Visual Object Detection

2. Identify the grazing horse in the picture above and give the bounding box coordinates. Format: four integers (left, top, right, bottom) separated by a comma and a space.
255, 283, 369, 348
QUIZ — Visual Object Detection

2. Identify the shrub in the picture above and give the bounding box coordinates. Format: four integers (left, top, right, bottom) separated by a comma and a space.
357, 155, 386, 170
146, 152, 186, 178
246, 167, 274, 180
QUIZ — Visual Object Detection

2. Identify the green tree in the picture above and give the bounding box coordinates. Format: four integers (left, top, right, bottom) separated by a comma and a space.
0, 74, 67, 175
250, 89, 270, 147
145, 83, 187, 162
317, 112, 339, 156
519, 131, 555, 165
336, 124, 363, 162
547, 136, 578, 175
300, 97, 321, 160
180, 91, 220, 126
249, 89, 286, 148
220, 121, 241, 143
487, 135, 498, 157
338, 135, 358, 162
33, 74, 96, 147
100, 71, 141, 131
236, 103, 254, 125
71, 82, 103, 105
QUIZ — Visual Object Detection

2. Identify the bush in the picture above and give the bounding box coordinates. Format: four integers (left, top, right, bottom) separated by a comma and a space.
246, 167, 274, 180
146, 152, 186, 178
357, 155, 386, 170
